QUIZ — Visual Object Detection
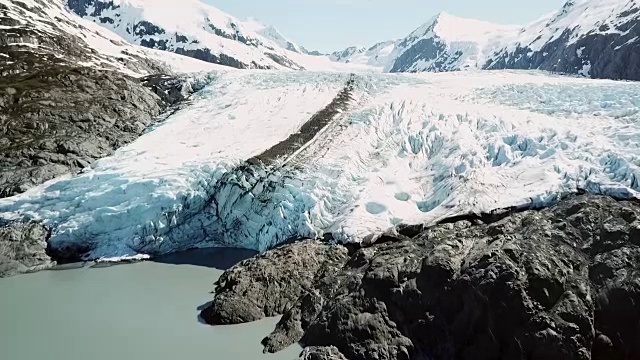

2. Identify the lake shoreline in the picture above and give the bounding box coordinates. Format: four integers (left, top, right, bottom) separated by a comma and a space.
0, 247, 302, 360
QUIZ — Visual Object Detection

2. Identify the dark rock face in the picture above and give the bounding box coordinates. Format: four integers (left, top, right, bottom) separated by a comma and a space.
140, 74, 187, 106
0, 221, 53, 277
265, 52, 305, 70
207, 195, 640, 360
0, 65, 170, 198
133, 20, 165, 37
0, 0, 205, 201
67, 0, 119, 17
0, 0, 193, 275
173, 48, 268, 70
1, 0, 190, 198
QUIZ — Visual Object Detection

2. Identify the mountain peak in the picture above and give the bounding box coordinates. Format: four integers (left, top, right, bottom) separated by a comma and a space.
242, 17, 276, 34
408, 11, 517, 43
430, 11, 460, 23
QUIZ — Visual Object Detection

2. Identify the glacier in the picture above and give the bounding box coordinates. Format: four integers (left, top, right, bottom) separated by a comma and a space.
1, 69, 639, 259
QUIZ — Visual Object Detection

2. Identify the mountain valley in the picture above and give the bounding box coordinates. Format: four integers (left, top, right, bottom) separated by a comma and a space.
1, 1, 640, 360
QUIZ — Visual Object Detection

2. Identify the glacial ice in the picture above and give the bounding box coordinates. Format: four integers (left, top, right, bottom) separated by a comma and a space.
1, 69, 639, 259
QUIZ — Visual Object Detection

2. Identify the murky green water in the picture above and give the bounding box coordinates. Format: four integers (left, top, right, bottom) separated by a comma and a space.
0, 250, 301, 360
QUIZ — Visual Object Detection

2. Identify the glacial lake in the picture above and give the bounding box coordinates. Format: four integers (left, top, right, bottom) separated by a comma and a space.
0, 249, 302, 360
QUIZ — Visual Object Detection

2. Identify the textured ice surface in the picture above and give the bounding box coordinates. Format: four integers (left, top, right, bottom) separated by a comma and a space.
1, 70, 639, 258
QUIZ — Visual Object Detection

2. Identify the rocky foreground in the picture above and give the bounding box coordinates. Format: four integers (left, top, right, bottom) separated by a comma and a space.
202, 194, 640, 360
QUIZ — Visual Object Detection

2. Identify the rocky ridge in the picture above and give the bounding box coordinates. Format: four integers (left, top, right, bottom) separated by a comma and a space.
0, 65, 179, 198
204, 194, 640, 360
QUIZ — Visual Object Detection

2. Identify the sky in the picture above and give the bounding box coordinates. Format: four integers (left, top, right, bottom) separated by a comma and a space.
206, 0, 565, 53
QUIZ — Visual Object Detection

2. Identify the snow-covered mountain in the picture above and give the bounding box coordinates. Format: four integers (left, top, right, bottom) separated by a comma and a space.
487, 0, 640, 80
242, 17, 304, 54
65, 0, 308, 69
241, 19, 324, 56
2, 0, 360, 75
332, 0, 640, 80
330, 46, 366, 62
1, 0, 228, 76
388, 12, 518, 73
328, 12, 518, 73
330, 41, 397, 67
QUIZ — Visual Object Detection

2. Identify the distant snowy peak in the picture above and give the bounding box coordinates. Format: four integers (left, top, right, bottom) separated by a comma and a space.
330, 46, 366, 62
238, 18, 325, 56
65, 0, 305, 69
241, 17, 303, 53
330, 41, 397, 67
387, 12, 519, 72
327, 12, 518, 72
486, 0, 640, 80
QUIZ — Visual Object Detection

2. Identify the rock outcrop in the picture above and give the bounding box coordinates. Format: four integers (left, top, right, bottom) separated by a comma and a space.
205, 195, 640, 360
200, 240, 349, 325
0, 221, 52, 277
297, 346, 349, 360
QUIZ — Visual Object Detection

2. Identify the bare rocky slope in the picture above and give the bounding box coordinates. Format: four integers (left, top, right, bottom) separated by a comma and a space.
204, 194, 640, 360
